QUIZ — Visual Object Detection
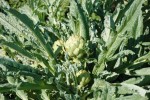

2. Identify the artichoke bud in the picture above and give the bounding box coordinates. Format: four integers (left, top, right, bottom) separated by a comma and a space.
0, 48, 7, 57
52, 39, 64, 53
76, 70, 91, 89
65, 35, 85, 58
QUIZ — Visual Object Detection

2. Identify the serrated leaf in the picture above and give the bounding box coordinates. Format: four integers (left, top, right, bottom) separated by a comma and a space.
113, 0, 133, 23
70, 0, 89, 40
6, 8, 56, 60
0, 57, 40, 74
93, 0, 144, 75
19, 5, 39, 24
0, 39, 33, 59
0, 10, 31, 39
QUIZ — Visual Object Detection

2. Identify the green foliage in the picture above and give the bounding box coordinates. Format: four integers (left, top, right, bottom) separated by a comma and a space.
0, 0, 150, 99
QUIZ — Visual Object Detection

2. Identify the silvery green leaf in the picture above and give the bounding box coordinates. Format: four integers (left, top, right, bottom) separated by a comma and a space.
0, 0, 10, 9
41, 90, 50, 100
16, 90, 28, 100
101, 15, 115, 43
123, 77, 144, 84
134, 68, 150, 76
116, 94, 148, 100
19, 5, 39, 24
7, 76, 16, 85
120, 83, 147, 97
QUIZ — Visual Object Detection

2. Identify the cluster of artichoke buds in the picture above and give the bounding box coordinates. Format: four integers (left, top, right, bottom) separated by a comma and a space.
76, 70, 91, 89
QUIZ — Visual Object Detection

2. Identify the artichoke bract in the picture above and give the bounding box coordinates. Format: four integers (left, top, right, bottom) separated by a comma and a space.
76, 70, 91, 89
65, 35, 85, 58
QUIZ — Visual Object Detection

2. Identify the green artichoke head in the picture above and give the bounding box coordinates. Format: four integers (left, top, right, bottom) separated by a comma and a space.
65, 35, 85, 58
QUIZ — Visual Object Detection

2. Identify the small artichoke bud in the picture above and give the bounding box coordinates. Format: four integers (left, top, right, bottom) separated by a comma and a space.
52, 39, 64, 52
65, 35, 85, 58
76, 70, 91, 89
0, 48, 7, 57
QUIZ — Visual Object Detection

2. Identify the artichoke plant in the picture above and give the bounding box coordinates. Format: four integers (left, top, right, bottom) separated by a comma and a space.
0, 0, 150, 100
